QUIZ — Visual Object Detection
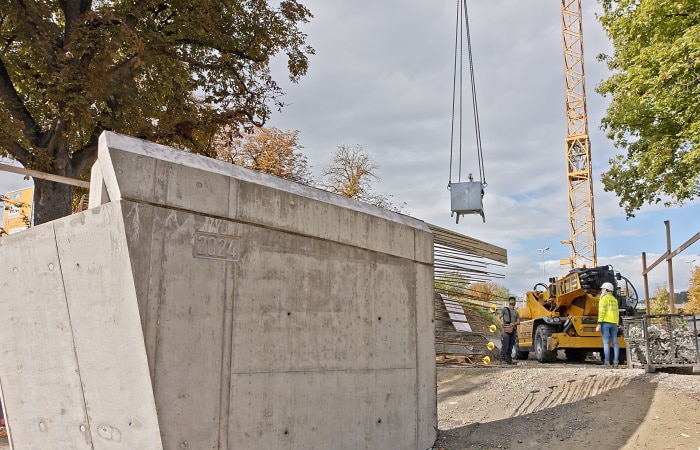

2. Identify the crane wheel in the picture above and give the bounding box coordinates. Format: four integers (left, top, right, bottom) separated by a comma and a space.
534, 325, 557, 363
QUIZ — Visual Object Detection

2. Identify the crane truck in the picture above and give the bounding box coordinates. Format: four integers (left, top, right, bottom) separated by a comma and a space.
509, 1, 640, 363
513, 265, 639, 362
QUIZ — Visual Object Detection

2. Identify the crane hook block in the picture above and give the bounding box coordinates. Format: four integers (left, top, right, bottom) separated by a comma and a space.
449, 181, 485, 223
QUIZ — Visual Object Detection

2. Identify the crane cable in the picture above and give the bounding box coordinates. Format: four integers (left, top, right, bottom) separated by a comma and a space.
448, 0, 486, 188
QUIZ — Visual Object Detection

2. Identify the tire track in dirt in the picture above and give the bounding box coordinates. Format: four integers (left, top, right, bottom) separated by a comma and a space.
435, 365, 700, 450
511, 372, 633, 416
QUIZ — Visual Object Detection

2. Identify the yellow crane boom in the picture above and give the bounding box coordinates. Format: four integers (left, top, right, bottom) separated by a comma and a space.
560, 0, 597, 269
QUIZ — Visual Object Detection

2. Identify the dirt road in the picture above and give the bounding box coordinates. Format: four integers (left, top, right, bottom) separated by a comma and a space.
433, 362, 700, 450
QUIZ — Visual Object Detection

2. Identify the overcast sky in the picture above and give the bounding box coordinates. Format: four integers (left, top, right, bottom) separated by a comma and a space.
2, 0, 699, 298
264, 0, 700, 298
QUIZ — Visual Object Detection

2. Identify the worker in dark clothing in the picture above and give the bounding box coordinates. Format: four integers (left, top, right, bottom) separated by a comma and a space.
498, 297, 520, 364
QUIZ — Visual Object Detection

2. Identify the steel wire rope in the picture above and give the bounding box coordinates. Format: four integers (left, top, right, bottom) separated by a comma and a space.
448, 0, 461, 185
448, 0, 487, 187
463, 0, 486, 185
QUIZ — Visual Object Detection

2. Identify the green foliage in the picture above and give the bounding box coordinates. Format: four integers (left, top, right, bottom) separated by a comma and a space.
435, 272, 470, 299
467, 281, 513, 305
674, 291, 688, 304
596, 0, 700, 217
434, 274, 511, 327
466, 282, 512, 327
0, 0, 314, 224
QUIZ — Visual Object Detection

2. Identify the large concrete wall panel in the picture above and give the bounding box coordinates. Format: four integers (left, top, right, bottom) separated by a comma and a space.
415, 263, 437, 449
0, 203, 162, 449
53, 205, 162, 449
117, 200, 429, 448
0, 227, 92, 448
228, 369, 418, 448
1, 132, 438, 449
235, 181, 340, 242
156, 159, 232, 218
140, 207, 234, 449
99, 131, 431, 263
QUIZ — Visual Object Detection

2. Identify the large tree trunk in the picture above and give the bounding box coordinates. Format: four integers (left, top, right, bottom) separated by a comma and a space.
32, 179, 75, 226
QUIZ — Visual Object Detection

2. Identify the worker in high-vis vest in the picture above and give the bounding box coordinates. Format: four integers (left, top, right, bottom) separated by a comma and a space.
596, 282, 620, 367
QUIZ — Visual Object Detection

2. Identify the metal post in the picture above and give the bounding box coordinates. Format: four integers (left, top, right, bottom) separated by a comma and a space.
537, 247, 550, 280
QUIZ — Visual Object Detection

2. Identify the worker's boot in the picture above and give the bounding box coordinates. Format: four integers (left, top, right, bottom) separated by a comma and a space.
603, 361, 610, 367
613, 361, 619, 368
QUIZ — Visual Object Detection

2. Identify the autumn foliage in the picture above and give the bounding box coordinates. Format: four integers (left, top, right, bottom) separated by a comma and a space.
212, 126, 314, 185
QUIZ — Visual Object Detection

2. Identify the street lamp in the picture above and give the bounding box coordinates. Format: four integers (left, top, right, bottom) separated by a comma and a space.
537, 247, 550, 280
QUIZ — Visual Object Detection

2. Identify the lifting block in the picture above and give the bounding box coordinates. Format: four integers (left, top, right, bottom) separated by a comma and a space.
450, 181, 485, 223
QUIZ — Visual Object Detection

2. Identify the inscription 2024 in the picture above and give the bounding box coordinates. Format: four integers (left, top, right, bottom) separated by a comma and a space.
193, 231, 240, 262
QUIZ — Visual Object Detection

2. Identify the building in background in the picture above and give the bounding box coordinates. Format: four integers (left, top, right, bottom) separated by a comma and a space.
2, 187, 34, 235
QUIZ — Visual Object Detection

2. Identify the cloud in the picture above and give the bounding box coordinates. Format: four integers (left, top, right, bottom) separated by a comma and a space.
268, 0, 700, 297
1, 0, 697, 298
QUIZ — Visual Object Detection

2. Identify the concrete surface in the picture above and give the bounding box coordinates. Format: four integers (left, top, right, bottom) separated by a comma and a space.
0, 132, 436, 449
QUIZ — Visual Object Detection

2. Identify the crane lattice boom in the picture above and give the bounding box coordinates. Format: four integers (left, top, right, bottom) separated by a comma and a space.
561, 0, 597, 269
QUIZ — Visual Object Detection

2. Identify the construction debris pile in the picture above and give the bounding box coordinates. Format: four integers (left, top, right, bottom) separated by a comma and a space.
627, 324, 698, 365
624, 314, 700, 369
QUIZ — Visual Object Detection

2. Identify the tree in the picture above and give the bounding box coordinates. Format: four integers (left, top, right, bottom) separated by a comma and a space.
596, 0, 700, 217
435, 272, 468, 295
649, 285, 670, 315
212, 126, 314, 185
321, 144, 405, 212
467, 281, 512, 306
687, 266, 700, 314
433, 274, 506, 328
0, 1, 314, 225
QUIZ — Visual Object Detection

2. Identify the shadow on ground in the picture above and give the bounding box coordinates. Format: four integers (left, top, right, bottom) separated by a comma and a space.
437, 373, 656, 449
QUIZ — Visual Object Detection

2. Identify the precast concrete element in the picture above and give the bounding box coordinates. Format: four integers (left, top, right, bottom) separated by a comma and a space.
0, 202, 163, 448
0, 131, 437, 449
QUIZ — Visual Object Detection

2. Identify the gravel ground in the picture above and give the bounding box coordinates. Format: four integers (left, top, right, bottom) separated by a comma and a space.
433, 360, 700, 450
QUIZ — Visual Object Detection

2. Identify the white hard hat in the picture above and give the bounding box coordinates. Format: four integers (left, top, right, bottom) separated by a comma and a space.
600, 282, 615, 291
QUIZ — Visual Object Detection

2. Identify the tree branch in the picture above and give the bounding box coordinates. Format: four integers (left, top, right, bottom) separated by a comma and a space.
0, 136, 33, 165
59, 0, 91, 40
0, 57, 42, 147
70, 127, 101, 174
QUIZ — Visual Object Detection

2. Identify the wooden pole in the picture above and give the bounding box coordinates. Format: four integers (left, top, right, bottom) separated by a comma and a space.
665, 220, 676, 313
642, 252, 650, 315
0, 163, 90, 189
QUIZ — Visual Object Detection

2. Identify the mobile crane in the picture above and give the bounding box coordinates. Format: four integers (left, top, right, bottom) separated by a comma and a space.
513, 0, 639, 362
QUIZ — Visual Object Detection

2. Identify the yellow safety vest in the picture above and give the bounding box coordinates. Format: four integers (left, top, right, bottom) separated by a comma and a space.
597, 292, 619, 324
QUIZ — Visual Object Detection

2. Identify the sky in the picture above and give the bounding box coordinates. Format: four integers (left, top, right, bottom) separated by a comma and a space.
1, 0, 699, 299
